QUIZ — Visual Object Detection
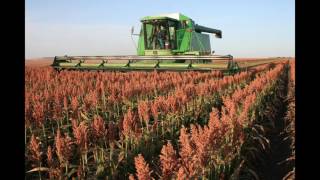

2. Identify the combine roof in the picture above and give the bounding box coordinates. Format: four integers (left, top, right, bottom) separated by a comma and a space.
140, 13, 191, 22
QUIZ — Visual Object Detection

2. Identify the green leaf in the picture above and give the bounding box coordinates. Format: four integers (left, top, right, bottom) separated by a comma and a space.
80, 112, 90, 121
246, 147, 260, 154
68, 164, 79, 169
96, 165, 105, 176
247, 168, 260, 180
118, 151, 125, 164
67, 168, 77, 178
258, 134, 270, 150
253, 124, 265, 134
26, 167, 49, 173
114, 140, 123, 149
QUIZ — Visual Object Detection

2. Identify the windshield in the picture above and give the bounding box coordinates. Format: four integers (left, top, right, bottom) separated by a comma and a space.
143, 20, 177, 50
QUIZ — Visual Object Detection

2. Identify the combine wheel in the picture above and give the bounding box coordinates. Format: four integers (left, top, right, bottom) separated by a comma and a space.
54, 68, 62, 73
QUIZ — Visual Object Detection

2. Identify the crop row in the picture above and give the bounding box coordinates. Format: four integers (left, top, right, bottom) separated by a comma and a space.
25, 62, 283, 179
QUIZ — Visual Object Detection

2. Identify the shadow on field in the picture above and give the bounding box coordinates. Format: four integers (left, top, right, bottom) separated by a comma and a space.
239, 65, 294, 180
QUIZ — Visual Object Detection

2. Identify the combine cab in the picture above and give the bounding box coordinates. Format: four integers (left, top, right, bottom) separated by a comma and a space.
52, 13, 239, 73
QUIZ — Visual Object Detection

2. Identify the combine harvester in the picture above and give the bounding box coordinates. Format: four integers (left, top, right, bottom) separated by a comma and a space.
52, 13, 240, 73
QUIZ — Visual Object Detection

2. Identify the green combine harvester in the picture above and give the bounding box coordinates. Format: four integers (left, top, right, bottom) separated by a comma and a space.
52, 13, 239, 73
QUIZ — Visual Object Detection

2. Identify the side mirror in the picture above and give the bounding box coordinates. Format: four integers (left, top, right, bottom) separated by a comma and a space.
131, 26, 140, 36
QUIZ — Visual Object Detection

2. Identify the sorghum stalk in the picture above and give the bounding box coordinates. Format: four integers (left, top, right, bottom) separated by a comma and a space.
170, 117, 174, 138
140, 121, 144, 135
25, 128, 27, 145
42, 124, 46, 138
65, 162, 68, 176
161, 120, 164, 137
110, 143, 113, 175
125, 136, 128, 159
117, 103, 120, 117
38, 161, 42, 180
51, 123, 55, 137
66, 111, 69, 125
29, 126, 33, 135
102, 92, 106, 111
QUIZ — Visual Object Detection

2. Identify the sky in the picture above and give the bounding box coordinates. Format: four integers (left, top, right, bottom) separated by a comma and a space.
25, 0, 295, 59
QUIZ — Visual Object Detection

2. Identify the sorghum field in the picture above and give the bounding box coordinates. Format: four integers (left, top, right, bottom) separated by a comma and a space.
25, 59, 295, 179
